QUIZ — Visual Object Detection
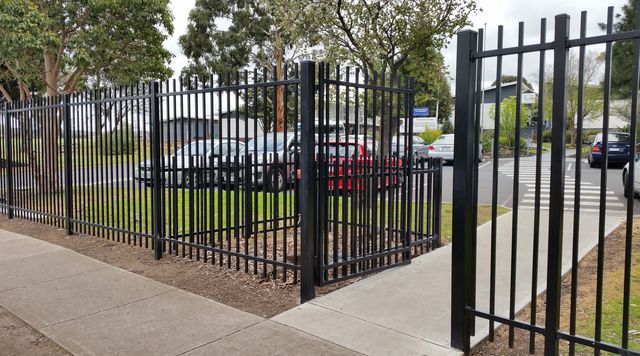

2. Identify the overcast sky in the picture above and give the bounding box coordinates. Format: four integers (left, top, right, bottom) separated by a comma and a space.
164, 0, 628, 91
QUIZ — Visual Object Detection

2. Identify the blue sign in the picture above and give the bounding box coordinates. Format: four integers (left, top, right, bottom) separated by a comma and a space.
413, 107, 430, 117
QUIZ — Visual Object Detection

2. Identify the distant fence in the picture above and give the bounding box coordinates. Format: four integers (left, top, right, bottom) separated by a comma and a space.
0, 62, 441, 300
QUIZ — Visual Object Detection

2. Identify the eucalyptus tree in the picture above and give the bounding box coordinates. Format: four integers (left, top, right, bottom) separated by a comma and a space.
0, 0, 174, 191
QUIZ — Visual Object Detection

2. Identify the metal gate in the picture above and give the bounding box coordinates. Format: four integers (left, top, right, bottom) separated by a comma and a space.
298, 63, 442, 294
451, 5, 640, 355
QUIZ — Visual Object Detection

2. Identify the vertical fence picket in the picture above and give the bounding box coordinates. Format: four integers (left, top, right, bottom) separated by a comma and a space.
299, 60, 317, 302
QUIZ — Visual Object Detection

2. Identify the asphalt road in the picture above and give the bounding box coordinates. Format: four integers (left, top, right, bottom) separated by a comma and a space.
441, 150, 640, 216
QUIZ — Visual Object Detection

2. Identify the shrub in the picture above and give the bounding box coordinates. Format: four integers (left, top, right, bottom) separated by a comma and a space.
499, 135, 527, 151
418, 127, 442, 144
481, 130, 494, 154
101, 124, 138, 155
440, 119, 453, 134
542, 129, 553, 143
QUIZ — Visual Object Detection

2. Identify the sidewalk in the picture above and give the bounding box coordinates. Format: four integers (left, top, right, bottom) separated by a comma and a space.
273, 210, 622, 354
0, 209, 623, 355
0, 230, 357, 356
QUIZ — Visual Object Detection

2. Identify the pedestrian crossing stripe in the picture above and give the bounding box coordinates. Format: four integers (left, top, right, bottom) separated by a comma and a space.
498, 161, 627, 212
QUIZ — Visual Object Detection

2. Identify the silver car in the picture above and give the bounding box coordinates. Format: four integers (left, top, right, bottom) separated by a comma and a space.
135, 139, 245, 188
427, 134, 483, 164
242, 132, 298, 192
622, 159, 640, 198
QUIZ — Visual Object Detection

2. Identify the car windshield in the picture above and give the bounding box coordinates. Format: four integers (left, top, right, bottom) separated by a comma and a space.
596, 133, 629, 143
246, 134, 288, 152
212, 141, 243, 155
174, 141, 210, 156
434, 135, 454, 144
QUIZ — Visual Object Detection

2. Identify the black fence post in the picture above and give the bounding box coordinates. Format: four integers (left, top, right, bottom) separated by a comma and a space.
434, 158, 443, 248
299, 60, 317, 302
63, 94, 73, 235
451, 29, 478, 353
150, 81, 163, 260
4, 103, 13, 219
544, 14, 570, 356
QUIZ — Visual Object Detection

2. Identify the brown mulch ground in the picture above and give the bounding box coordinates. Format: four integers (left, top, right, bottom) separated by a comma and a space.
472, 218, 640, 355
0, 306, 69, 356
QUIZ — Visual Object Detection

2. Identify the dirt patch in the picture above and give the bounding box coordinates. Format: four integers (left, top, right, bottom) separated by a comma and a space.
0, 217, 357, 319
472, 218, 640, 355
0, 306, 69, 356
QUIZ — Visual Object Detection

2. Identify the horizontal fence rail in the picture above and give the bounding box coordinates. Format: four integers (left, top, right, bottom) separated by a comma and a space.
452, 5, 640, 355
0, 61, 442, 301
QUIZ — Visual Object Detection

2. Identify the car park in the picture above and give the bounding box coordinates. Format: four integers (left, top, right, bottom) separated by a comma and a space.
135, 139, 245, 188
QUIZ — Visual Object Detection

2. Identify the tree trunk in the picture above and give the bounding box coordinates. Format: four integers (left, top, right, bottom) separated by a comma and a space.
275, 46, 285, 133
378, 70, 398, 162
42, 51, 62, 194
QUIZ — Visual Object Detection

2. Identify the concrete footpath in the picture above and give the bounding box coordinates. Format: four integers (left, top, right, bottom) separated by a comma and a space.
0, 209, 623, 355
0, 230, 358, 356
273, 210, 623, 355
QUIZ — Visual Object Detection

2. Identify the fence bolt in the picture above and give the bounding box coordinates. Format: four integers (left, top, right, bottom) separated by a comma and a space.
299, 60, 317, 302
63, 93, 73, 235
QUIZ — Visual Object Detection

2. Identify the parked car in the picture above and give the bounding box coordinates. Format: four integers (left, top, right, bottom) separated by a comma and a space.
588, 132, 630, 168
135, 139, 245, 188
427, 134, 483, 164
242, 132, 299, 192
622, 159, 640, 198
392, 135, 430, 159
320, 141, 403, 192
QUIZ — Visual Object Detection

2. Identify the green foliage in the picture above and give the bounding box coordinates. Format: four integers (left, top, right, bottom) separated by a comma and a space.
440, 119, 453, 134
600, 1, 639, 98
542, 130, 553, 143
418, 128, 442, 144
101, 124, 138, 156
0, 0, 174, 100
179, 0, 317, 78
499, 136, 527, 151
481, 130, 494, 154
490, 96, 531, 149
400, 48, 453, 121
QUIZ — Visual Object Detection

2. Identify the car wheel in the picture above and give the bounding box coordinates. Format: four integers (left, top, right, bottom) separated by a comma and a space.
183, 171, 203, 188
267, 167, 286, 192
589, 156, 598, 168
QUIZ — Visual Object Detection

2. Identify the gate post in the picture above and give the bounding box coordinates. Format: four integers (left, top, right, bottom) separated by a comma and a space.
150, 81, 163, 260
300, 61, 317, 303
544, 14, 570, 356
4, 103, 13, 219
451, 29, 478, 353
63, 93, 73, 235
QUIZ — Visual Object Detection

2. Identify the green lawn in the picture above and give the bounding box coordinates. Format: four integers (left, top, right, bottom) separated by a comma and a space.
440, 203, 510, 245
65, 187, 509, 243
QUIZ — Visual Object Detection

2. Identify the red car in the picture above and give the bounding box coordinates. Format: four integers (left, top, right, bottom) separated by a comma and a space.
317, 141, 403, 191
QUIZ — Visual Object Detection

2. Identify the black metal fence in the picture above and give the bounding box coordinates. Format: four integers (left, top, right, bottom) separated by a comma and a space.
0, 61, 441, 300
452, 6, 639, 355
